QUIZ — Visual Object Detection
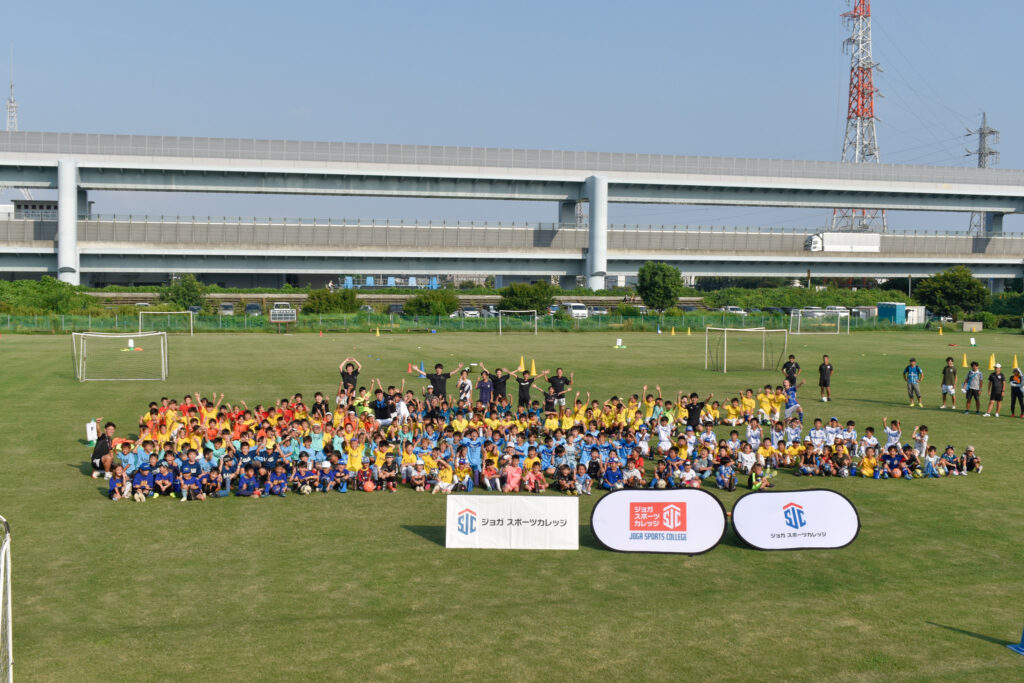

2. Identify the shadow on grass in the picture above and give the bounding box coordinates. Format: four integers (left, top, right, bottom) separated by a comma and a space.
402, 525, 444, 547
926, 622, 1012, 647
70, 460, 92, 476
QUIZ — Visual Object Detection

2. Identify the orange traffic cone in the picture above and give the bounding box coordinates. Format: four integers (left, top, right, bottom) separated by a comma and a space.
407, 362, 413, 374
319, 330, 323, 337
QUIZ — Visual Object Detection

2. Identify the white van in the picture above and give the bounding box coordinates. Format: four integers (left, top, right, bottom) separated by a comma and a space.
565, 302, 589, 319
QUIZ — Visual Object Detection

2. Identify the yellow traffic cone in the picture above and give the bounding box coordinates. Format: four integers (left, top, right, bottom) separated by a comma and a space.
988, 353, 995, 370
671, 327, 675, 336
530, 358, 537, 375
938, 327, 943, 336
687, 327, 691, 336
962, 353, 968, 368
375, 327, 380, 337
517, 355, 525, 372
1014, 354, 1019, 369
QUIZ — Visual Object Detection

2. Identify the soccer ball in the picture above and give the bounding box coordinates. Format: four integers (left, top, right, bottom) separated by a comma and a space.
656, 479, 667, 489
613, 482, 625, 491
299, 484, 312, 495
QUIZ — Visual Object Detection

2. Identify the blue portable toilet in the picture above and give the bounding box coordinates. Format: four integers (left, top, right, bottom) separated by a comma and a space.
429, 277, 438, 290
365, 276, 375, 288
408, 276, 417, 287
343, 276, 353, 289
387, 276, 396, 287
878, 302, 906, 325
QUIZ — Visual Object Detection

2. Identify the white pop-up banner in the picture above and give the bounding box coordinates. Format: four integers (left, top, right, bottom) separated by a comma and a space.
731, 489, 860, 550
445, 495, 579, 550
590, 489, 727, 555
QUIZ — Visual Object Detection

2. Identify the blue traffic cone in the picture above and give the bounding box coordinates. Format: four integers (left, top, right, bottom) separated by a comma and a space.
420, 361, 425, 373
1009, 626, 1024, 655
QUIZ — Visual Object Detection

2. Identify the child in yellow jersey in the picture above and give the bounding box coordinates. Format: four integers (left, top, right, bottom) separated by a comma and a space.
543, 413, 560, 432
783, 442, 804, 466
741, 390, 756, 421
756, 385, 775, 422
723, 398, 743, 426
757, 438, 780, 470
858, 447, 879, 478
770, 389, 786, 422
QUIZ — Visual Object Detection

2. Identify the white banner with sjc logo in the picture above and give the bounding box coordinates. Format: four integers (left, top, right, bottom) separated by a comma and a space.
731, 489, 860, 550
445, 495, 579, 550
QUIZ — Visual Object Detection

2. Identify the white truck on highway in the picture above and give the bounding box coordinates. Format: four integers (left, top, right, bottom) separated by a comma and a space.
804, 232, 881, 253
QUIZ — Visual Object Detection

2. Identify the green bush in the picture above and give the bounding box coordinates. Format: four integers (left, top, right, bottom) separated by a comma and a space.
302, 288, 358, 314
702, 286, 912, 310
0, 276, 97, 314
404, 289, 460, 316
989, 293, 1024, 316
160, 274, 208, 309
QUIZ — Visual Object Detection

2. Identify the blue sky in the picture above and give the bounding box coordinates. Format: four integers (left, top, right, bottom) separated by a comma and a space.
6, 0, 1021, 230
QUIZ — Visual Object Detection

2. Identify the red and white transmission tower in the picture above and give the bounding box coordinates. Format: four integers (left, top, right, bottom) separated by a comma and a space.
832, 0, 886, 232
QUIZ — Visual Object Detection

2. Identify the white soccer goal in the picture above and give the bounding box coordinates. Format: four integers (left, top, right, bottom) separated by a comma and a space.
72, 332, 168, 381
0, 515, 11, 683
789, 311, 851, 335
139, 310, 193, 336
498, 310, 538, 335
705, 327, 788, 373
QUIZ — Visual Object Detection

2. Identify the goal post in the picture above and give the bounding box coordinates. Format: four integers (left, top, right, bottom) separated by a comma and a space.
498, 310, 538, 335
705, 327, 788, 373
139, 310, 193, 336
0, 515, 10, 683
72, 332, 168, 381
789, 311, 850, 335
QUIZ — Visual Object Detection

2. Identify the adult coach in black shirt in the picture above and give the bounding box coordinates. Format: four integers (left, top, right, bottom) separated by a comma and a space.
418, 362, 463, 399
684, 391, 714, 430
782, 355, 801, 387
818, 355, 834, 403
508, 367, 543, 409
91, 419, 117, 479
546, 368, 574, 407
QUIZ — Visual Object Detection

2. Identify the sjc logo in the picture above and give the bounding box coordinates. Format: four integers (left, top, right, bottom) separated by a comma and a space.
783, 502, 806, 530
457, 508, 477, 535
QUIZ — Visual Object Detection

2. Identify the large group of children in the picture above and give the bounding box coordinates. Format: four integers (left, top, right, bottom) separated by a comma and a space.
87, 356, 983, 502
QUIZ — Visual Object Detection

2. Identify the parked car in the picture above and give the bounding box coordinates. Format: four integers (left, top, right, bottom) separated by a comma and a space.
272, 302, 294, 311
824, 305, 850, 317
800, 306, 826, 318
187, 305, 202, 314
219, 303, 235, 316
565, 302, 589, 319
134, 302, 150, 307
244, 303, 262, 316
359, 304, 374, 313
635, 305, 648, 315
462, 306, 480, 319
547, 305, 560, 315
745, 308, 762, 313
720, 305, 748, 316
588, 306, 608, 316
481, 305, 498, 318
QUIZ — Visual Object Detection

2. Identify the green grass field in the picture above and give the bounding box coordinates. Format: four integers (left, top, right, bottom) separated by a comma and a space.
2, 329, 1023, 681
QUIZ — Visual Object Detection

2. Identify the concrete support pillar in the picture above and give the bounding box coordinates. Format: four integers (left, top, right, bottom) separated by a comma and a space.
985, 213, 1004, 234
558, 200, 581, 227
585, 175, 608, 291
57, 159, 80, 285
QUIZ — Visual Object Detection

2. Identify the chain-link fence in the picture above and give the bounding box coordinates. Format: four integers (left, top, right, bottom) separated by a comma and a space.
0, 312, 956, 334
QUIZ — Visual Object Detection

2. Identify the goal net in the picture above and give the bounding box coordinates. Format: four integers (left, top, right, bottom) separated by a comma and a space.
72, 332, 168, 381
139, 311, 193, 336
789, 311, 850, 335
0, 516, 10, 683
705, 327, 788, 373
498, 310, 538, 335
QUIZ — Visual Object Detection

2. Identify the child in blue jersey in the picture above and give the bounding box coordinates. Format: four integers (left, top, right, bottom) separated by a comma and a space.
317, 462, 335, 492
715, 459, 737, 491
131, 463, 153, 501
574, 463, 592, 495
649, 460, 673, 489
201, 468, 226, 497
602, 459, 624, 490
180, 470, 204, 501
152, 462, 178, 498
235, 465, 260, 497
108, 464, 130, 501
333, 462, 351, 492
265, 463, 289, 497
